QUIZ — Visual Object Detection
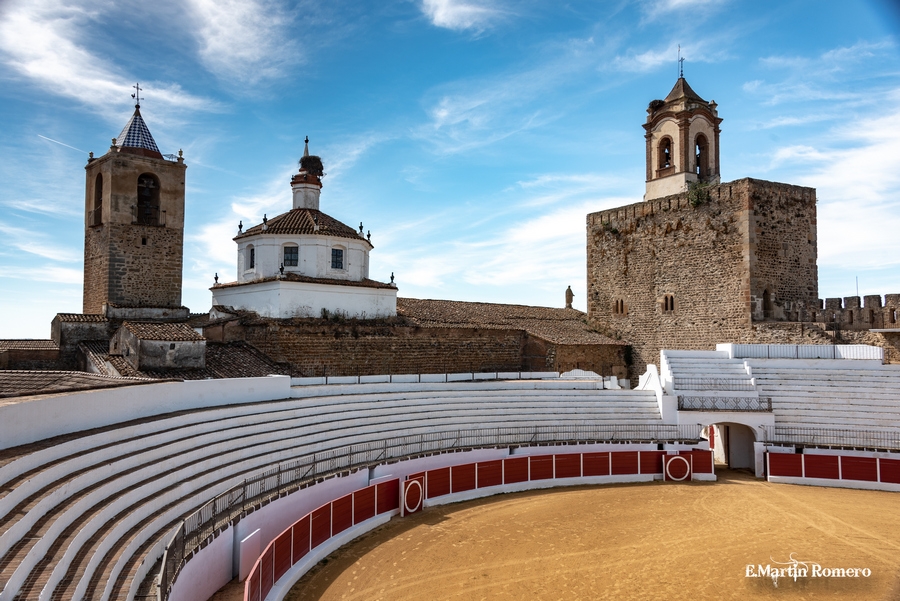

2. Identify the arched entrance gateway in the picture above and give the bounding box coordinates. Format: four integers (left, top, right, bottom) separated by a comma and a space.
709, 422, 756, 470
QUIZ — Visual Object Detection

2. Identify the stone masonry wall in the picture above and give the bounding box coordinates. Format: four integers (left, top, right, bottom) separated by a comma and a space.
84, 223, 183, 313
83, 226, 110, 314
213, 321, 527, 376
746, 179, 818, 320
586, 178, 818, 375
204, 319, 626, 377
587, 181, 750, 375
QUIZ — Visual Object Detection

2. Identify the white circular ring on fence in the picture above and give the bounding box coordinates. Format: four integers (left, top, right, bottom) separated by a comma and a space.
404, 479, 423, 513
665, 456, 690, 481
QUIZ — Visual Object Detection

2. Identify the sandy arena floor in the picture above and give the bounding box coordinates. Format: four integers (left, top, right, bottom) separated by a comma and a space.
213, 471, 900, 601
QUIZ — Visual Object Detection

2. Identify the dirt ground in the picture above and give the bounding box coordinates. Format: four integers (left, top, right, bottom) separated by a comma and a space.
213, 471, 900, 601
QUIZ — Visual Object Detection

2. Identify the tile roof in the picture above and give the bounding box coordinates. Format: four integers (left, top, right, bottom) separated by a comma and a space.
213, 273, 396, 291
109, 341, 289, 380
116, 107, 163, 158
235, 209, 369, 245
153, 341, 289, 379
54, 314, 107, 323
663, 77, 707, 104
0, 340, 59, 350
122, 322, 205, 341
0, 370, 158, 400
79, 341, 111, 373
397, 298, 623, 346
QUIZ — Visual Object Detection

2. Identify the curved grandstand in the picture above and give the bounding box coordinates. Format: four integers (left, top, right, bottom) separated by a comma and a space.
0, 344, 898, 601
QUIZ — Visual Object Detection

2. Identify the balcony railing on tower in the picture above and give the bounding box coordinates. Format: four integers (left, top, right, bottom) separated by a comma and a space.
132, 204, 166, 226
88, 207, 102, 226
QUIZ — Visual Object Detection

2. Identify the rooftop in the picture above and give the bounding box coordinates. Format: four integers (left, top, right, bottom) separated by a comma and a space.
663, 77, 707, 104
118, 341, 287, 379
235, 208, 368, 245
0, 339, 59, 351
0, 370, 158, 400
121, 322, 205, 341
397, 298, 622, 345
116, 106, 163, 159
213, 273, 396, 291
54, 314, 107, 323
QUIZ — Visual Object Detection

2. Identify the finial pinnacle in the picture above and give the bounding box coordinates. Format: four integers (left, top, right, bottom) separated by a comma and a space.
131, 83, 142, 108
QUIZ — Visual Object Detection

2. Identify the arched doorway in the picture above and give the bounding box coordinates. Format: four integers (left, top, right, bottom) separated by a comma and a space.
710, 423, 756, 470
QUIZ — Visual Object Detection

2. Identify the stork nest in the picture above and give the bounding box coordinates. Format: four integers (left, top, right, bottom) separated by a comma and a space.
300, 155, 324, 176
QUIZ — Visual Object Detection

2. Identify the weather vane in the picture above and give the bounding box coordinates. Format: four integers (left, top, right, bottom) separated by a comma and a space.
678, 45, 684, 78
132, 83, 142, 108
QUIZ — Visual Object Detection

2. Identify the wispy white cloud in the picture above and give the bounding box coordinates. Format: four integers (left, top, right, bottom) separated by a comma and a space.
0, 221, 81, 261
765, 100, 900, 271
0, 0, 210, 119
415, 57, 580, 154
377, 167, 637, 304
322, 133, 392, 181
2, 265, 82, 284
183, 0, 300, 85
610, 39, 725, 73
640, 0, 728, 21
420, 0, 506, 32
748, 40, 898, 106
187, 167, 294, 284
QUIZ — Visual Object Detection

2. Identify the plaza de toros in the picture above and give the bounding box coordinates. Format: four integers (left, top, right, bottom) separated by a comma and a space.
0, 77, 897, 601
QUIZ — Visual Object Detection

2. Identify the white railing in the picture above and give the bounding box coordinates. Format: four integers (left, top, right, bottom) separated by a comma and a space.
291, 371, 561, 386
718, 344, 883, 361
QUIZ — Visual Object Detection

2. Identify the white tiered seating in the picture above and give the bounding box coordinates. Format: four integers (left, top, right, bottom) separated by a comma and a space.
748, 361, 900, 432
0, 380, 661, 601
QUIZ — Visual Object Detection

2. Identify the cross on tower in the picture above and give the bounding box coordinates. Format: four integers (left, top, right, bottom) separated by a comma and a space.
131, 83, 142, 108
677, 45, 684, 78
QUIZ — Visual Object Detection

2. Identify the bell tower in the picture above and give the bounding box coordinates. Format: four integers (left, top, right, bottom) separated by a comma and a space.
643, 77, 721, 201
83, 92, 187, 314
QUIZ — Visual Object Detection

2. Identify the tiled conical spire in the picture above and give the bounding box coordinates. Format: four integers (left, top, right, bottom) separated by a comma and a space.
116, 106, 162, 158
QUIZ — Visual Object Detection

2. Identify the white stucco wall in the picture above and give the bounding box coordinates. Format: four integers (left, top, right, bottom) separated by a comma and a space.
211, 278, 397, 319
237, 233, 371, 282
0, 376, 291, 450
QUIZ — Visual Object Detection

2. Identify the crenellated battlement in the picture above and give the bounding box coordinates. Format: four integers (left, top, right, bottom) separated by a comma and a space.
814, 294, 900, 329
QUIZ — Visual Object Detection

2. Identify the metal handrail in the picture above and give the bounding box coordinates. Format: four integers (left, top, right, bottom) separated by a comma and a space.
672, 377, 755, 391
764, 426, 900, 451
156, 423, 702, 598
677, 395, 772, 412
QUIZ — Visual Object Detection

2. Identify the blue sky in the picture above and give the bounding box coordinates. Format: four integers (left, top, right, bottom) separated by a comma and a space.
1, 0, 898, 339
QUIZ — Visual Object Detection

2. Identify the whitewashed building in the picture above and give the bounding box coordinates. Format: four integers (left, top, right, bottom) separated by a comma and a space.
211, 140, 397, 319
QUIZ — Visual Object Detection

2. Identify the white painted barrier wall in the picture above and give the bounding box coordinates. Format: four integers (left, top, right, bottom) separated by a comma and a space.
0, 376, 292, 450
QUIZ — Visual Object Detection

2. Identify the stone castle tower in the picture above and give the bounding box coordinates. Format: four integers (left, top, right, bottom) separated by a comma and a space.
644, 77, 721, 201
82, 103, 187, 313
587, 77, 819, 375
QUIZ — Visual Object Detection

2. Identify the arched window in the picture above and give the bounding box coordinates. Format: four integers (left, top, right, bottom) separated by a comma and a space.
247, 245, 255, 269
91, 173, 103, 226
283, 244, 298, 267
663, 294, 675, 313
891, 308, 897, 324
137, 173, 160, 225
613, 299, 627, 315
695, 134, 709, 178
658, 137, 673, 170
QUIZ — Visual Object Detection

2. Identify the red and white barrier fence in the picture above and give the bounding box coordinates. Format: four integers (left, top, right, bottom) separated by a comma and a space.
244, 448, 713, 601
768, 452, 900, 492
